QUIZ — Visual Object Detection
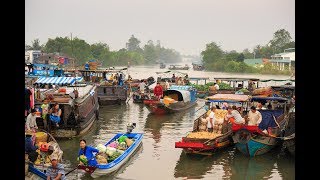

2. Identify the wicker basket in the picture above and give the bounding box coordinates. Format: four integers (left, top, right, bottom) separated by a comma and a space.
35, 132, 48, 144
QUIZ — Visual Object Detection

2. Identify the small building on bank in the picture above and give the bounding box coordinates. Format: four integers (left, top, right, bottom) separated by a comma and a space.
269, 48, 295, 71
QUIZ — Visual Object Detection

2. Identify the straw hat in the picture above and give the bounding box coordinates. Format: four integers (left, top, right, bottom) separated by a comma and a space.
25, 130, 33, 136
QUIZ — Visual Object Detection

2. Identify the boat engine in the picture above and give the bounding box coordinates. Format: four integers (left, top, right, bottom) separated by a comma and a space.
127, 123, 136, 133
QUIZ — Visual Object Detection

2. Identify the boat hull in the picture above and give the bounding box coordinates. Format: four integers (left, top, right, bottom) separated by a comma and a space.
79, 133, 143, 178
97, 85, 129, 105
145, 101, 197, 115
232, 129, 278, 157
283, 138, 295, 156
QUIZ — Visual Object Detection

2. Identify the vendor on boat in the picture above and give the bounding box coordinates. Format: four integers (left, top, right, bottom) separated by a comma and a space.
25, 130, 38, 163
78, 139, 99, 166
139, 79, 146, 94
153, 82, 163, 100
247, 106, 262, 126
46, 154, 66, 180
225, 106, 245, 124
49, 103, 62, 127
26, 108, 38, 131
207, 106, 216, 133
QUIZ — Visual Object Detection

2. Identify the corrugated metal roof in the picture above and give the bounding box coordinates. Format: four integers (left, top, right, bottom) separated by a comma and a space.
244, 58, 263, 66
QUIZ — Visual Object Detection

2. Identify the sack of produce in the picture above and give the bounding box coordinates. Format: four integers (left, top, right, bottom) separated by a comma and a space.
35, 132, 48, 144
96, 154, 108, 164
107, 141, 118, 148
186, 132, 221, 139
106, 146, 117, 156
125, 138, 133, 147
118, 142, 127, 150
108, 151, 123, 161
96, 144, 107, 153
118, 136, 128, 143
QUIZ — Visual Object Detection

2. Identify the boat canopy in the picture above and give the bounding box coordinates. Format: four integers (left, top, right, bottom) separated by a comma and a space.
259, 79, 295, 82
155, 70, 187, 76
34, 77, 83, 85
206, 94, 251, 103
214, 77, 260, 82
251, 96, 288, 102
164, 89, 191, 103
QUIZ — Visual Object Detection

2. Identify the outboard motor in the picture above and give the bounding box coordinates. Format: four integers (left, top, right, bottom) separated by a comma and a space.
126, 123, 136, 133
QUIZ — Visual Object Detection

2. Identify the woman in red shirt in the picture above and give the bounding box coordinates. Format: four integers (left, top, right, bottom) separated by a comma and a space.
153, 82, 163, 100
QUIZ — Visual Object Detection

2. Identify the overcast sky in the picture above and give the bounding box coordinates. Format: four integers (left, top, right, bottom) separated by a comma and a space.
25, 0, 294, 55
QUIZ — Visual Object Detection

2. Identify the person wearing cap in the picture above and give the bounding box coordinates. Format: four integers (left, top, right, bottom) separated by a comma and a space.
46, 154, 66, 180
247, 106, 262, 126
26, 108, 38, 131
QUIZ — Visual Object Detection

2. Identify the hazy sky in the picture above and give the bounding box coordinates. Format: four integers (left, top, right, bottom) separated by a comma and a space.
25, 0, 294, 55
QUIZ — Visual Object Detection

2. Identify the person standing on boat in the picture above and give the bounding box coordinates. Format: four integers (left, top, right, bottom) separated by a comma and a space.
41, 99, 49, 130
214, 83, 219, 90
225, 106, 245, 124
78, 139, 99, 166
207, 106, 216, 133
46, 154, 66, 180
25, 87, 32, 117
165, 80, 170, 90
139, 80, 146, 94
49, 103, 62, 127
118, 73, 124, 86
154, 82, 163, 100
171, 74, 176, 83
247, 106, 262, 126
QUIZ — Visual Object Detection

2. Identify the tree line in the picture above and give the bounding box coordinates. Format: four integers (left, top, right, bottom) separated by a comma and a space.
25, 35, 182, 66
201, 29, 295, 74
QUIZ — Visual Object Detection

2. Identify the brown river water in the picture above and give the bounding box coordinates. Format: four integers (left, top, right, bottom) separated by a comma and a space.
57, 64, 295, 180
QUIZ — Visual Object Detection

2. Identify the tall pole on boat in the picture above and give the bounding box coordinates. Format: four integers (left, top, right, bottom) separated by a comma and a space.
71, 32, 78, 90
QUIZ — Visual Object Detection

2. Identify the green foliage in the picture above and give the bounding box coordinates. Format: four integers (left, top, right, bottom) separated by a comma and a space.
202, 28, 294, 75
40, 35, 181, 67
126, 35, 142, 52
201, 42, 224, 64
217, 82, 233, 90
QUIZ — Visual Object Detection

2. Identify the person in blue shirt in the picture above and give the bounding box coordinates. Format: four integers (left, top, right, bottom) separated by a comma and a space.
78, 139, 99, 166
25, 130, 38, 163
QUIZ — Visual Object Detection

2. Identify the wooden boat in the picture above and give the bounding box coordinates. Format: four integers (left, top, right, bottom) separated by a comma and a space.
232, 96, 289, 157
168, 64, 190, 70
78, 127, 143, 178
160, 62, 166, 69
192, 62, 204, 71
175, 94, 250, 155
144, 85, 197, 115
33, 77, 99, 138
25, 129, 63, 180
97, 83, 129, 105
282, 105, 295, 156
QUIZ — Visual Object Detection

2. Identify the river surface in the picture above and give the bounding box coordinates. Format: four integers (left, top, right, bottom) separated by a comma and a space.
58, 64, 295, 180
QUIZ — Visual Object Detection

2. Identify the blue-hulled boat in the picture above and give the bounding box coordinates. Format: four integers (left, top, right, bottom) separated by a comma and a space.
232, 96, 289, 157
78, 126, 143, 178
144, 85, 197, 115
26, 163, 47, 179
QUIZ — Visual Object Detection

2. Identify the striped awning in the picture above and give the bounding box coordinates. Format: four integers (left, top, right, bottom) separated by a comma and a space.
34, 77, 83, 85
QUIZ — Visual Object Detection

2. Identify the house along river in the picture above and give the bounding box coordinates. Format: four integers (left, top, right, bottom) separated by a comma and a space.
58, 64, 295, 180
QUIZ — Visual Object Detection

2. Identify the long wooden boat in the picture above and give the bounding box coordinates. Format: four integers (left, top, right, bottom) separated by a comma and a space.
168, 64, 190, 70
232, 96, 289, 157
78, 132, 143, 178
144, 85, 197, 115
25, 129, 63, 180
175, 94, 251, 155
97, 83, 129, 105
33, 77, 99, 138
282, 106, 295, 156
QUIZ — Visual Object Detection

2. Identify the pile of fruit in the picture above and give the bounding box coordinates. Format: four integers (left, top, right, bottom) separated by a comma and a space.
186, 132, 222, 139
214, 109, 228, 122
95, 136, 135, 165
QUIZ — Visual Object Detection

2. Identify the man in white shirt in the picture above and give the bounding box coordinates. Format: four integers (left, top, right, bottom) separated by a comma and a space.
26, 109, 38, 130
225, 106, 245, 124
247, 106, 262, 126
139, 80, 146, 94
214, 83, 219, 90
207, 106, 217, 132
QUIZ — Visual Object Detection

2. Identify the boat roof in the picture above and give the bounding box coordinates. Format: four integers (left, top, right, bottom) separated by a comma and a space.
251, 96, 288, 102
169, 85, 194, 91
271, 85, 295, 90
206, 94, 251, 103
34, 77, 84, 86
259, 79, 295, 82
189, 77, 210, 81
214, 77, 260, 82
155, 70, 188, 76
